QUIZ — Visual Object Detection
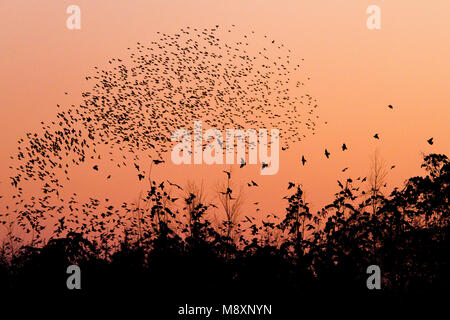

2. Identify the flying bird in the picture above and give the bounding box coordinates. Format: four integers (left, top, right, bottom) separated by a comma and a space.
223, 170, 231, 179
167, 180, 183, 190
239, 158, 246, 168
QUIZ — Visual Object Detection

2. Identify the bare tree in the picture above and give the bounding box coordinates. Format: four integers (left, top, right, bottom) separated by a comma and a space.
215, 166, 245, 240
368, 149, 388, 215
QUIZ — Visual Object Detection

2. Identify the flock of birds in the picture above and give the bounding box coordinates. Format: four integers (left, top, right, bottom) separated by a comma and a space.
300, 104, 435, 166
1, 26, 437, 241
2, 25, 320, 239
10, 25, 320, 190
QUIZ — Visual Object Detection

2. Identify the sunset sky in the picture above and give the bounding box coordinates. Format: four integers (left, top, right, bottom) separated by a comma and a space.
0, 0, 449, 230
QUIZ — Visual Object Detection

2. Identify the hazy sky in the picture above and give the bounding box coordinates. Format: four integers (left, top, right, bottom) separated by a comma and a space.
1, 1, 449, 221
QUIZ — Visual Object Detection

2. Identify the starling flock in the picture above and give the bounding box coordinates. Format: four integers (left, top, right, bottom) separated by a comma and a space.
2, 25, 438, 240
11, 25, 320, 189
4, 25, 322, 239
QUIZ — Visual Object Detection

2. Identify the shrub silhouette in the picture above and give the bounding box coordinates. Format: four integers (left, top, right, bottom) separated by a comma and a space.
0, 153, 448, 304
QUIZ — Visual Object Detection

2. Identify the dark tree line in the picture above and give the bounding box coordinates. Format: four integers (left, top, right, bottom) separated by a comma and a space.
0, 154, 448, 307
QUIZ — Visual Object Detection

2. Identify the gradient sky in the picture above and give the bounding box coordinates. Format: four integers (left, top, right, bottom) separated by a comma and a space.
0, 1, 449, 227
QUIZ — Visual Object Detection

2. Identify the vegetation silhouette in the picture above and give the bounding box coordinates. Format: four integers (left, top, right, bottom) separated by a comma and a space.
0, 153, 448, 310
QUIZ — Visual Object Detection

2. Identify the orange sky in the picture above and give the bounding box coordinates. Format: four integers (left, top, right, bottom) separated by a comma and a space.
0, 1, 449, 227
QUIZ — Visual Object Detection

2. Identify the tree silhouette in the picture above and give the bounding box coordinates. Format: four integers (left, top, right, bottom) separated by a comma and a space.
0, 154, 448, 307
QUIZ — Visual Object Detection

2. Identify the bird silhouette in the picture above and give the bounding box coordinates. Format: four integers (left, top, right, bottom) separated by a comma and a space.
239, 158, 246, 168
167, 180, 183, 190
